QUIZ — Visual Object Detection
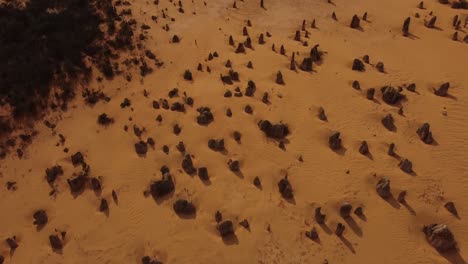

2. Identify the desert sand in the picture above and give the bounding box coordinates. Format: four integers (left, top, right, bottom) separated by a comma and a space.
1, 0, 468, 263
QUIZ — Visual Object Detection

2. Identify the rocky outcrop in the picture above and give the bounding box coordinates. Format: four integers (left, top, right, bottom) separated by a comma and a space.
423, 224, 457, 252
376, 177, 391, 199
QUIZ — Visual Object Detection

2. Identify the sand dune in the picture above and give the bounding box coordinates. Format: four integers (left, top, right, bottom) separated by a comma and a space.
1, 0, 468, 263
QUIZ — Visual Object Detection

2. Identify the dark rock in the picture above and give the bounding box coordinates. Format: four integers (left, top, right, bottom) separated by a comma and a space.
352, 80, 360, 90
399, 159, 413, 173
244, 37, 253, 49
354, 207, 363, 216
299, 58, 313, 71
363, 55, 370, 63
225, 60, 232, 68
221, 74, 233, 85
381, 114, 395, 131
376, 177, 391, 199
359, 141, 369, 155
120, 98, 131, 108
33, 210, 48, 226
403, 17, 411, 36
90, 178, 102, 191
229, 35, 235, 46
243, 26, 249, 36
183, 70, 193, 81
176, 141, 185, 153
306, 227, 319, 240
208, 139, 225, 151
425, 16, 437, 28
332, 12, 337, 21
215, 211, 223, 223
318, 107, 327, 121
418, 1, 424, 9
310, 45, 323, 62
224, 90, 232, 97
168, 88, 178, 98
453, 31, 459, 41
196, 107, 214, 125
49, 235, 63, 250
98, 113, 113, 125
152, 100, 160, 109
6, 237, 18, 250
156, 115, 162, 122
233, 131, 242, 142
416, 123, 434, 144
99, 198, 108, 212
0, 255, 3, 264
423, 224, 457, 252
219, 221, 234, 237
352, 59, 365, 71
340, 202, 353, 218
170, 102, 185, 112
397, 190, 407, 203
226, 108, 232, 117
239, 219, 250, 230
388, 143, 396, 156
197, 63, 203, 71
328, 132, 342, 150
259, 34, 265, 44
376, 62, 385, 73
366, 88, 375, 100
228, 160, 240, 172
363, 12, 368, 21
235, 43, 245, 53
444, 202, 458, 216
247, 61, 253, 68
71, 152, 84, 166
258, 120, 289, 139
162, 145, 169, 154
280, 45, 286, 55
173, 199, 196, 215
46, 166, 63, 184
147, 138, 155, 147
434, 82, 450, 97
150, 173, 175, 198
244, 105, 253, 114
315, 207, 326, 224
381, 86, 404, 105
262, 92, 269, 104
278, 177, 293, 199
294, 30, 301, 41
350, 15, 360, 28
182, 154, 196, 174
67, 175, 86, 193
245, 80, 256, 96
276, 71, 285, 84
407, 83, 416, 92
135, 141, 148, 155
335, 223, 345, 236
311, 19, 316, 28
253, 176, 261, 188
198, 167, 209, 180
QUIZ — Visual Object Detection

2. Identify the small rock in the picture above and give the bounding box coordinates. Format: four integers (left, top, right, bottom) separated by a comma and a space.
135, 141, 148, 155
173, 199, 196, 215
219, 221, 234, 237
278, 177, 293, 199
49, 235, 63, 250
434, 82, 450, 97
150, 173, 175, 198
399, 159, 413, 173
198, 167, 209, 180
182, 154, 196, 174
444, 202, 458, 216
359, 141, 369, 155
100, 198, 109, 212
340, 202, 353, 218
328, 132, 342, 150
306, 227, 319, 240
366, 88, 375, 100
381, 114, 395, 131
335, 223, 345, 236
376, 177, 391, 199
376, 62, 385, 73
318, 107, 327, 121
33, 210, 48, 226
416, 123, 434, 144
315, 207, 326, 224
397, 191, 407, 203
352, 59, 365, 71
253, 176, 261, 188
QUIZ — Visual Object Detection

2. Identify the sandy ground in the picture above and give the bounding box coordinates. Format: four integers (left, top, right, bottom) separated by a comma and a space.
1, 0, 468, 263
